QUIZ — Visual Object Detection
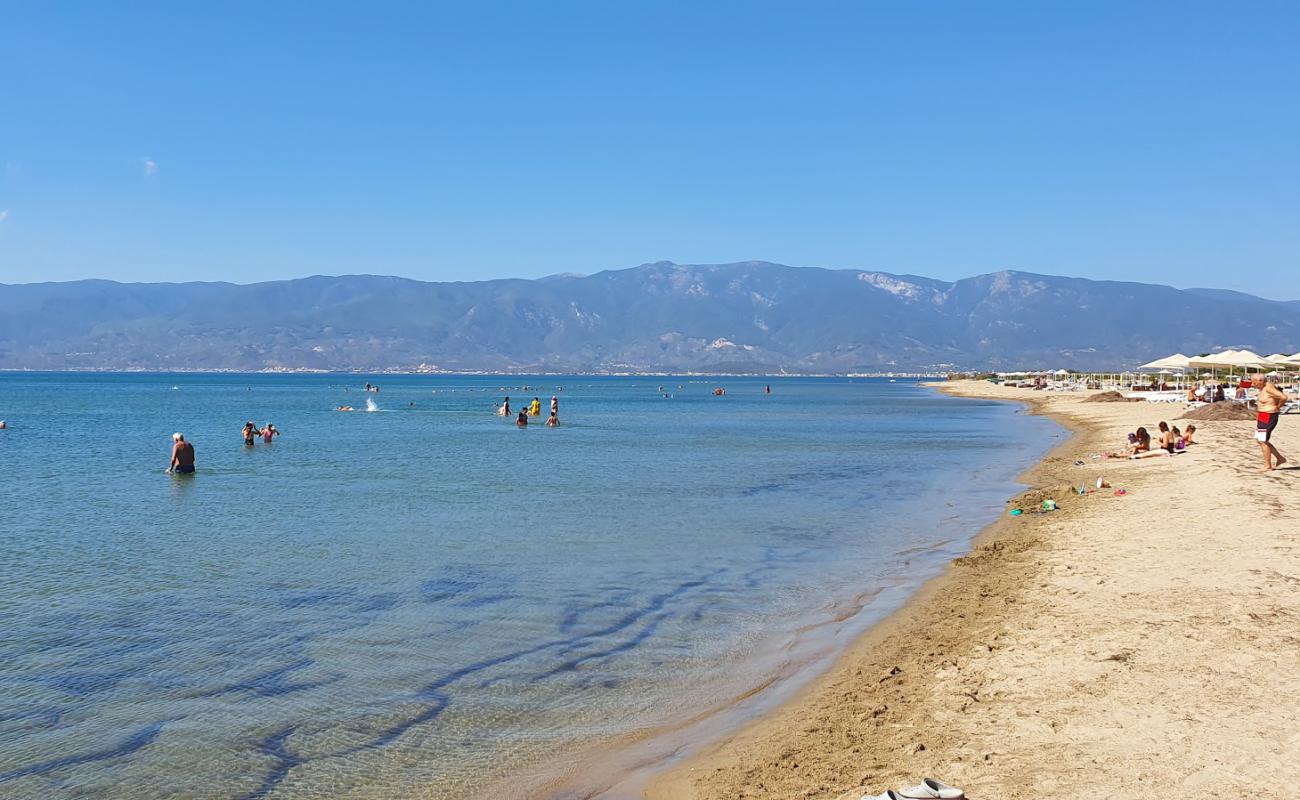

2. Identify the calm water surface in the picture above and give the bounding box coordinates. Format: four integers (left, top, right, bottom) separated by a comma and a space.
0, 374, 1060, 799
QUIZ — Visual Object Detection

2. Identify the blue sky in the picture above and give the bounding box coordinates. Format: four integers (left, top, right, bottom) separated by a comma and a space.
2, 1, 1298, 297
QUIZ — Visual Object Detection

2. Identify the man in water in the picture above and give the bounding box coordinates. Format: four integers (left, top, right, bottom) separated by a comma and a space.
168, 432, 195, 474
1255, 375, 1293, 472
545, 411, 559, 427
242, 421, 258, 446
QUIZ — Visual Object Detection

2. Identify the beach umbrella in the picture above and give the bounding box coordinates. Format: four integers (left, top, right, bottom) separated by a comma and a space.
1139, 353, 1191, 371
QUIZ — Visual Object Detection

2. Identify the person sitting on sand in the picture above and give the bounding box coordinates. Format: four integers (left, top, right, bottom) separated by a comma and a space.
1186, 386, 1197, 402
168, 432, 195, 474
545, 411, 559, 427
1182, 424, 1196, 446
516, 410, 528, 427
1131, 427, 1151, 455
1157, 421, 1175, 453
1214, 385, 1226, 403
1171, 425, 1184, 450
1255, 375, 1293, 472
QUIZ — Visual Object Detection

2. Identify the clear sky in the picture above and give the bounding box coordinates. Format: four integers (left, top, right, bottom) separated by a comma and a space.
2, 1, 1298, 297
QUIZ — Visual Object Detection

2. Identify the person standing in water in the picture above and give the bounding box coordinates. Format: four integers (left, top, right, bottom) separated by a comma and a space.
242, 421, 258, 446
168, 433, 195, 474
529, 397, 541, 417
1255, 375, 1293, 472
498, 396, 511, 416
260, 423, 280, 443
545, 410, 559, 427
516, 410, 528, 427
550, 395, 558, 417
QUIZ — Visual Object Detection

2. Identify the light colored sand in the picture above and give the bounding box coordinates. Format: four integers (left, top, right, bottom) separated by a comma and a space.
645, 381, 1300, 800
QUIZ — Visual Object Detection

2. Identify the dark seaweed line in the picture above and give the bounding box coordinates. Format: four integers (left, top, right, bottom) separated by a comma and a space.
1, 571, 720, 799
0, 721, 164, 783
238, 571, 721, 799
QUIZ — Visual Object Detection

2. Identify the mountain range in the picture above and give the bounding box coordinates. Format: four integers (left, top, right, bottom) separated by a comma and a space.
2, 261, 1297, 373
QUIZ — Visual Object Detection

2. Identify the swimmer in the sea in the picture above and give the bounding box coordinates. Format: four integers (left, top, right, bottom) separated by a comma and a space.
336, 405, 353, 412
168, 432, 195, 474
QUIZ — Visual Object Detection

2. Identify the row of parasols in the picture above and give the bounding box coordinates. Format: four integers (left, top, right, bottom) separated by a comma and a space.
1138, 350, 1300, 372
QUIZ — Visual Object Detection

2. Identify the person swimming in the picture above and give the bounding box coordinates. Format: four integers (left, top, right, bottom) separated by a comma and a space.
168, 432, 195, 474
336, 405, 353, 411
516, 410, 528, 427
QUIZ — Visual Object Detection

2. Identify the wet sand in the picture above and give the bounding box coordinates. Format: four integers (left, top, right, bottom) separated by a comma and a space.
644, 381, 1300, 800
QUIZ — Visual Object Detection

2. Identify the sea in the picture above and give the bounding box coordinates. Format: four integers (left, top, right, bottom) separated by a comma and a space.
0, 373, 1062, 799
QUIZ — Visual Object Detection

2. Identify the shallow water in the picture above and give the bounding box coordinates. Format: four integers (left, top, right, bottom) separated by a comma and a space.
0, 374, 1060, 798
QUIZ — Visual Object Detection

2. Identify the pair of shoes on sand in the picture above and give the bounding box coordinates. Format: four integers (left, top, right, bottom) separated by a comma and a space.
864, 778, 965, 799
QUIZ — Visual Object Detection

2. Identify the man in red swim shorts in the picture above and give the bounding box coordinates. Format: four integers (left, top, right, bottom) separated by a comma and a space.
1255, 375, 1293, 472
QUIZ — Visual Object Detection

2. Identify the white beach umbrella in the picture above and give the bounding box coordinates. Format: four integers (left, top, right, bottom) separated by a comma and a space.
1139, 353, 1191, 371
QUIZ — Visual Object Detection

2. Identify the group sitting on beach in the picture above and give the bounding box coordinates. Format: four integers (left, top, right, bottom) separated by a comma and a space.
1108, 421, 1195, 459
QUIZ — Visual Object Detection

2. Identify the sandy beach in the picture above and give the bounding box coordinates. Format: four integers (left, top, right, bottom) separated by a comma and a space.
646, 380, 1300, 800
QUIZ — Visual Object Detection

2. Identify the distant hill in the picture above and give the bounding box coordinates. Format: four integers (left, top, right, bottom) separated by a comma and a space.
2, 261, 1297, 372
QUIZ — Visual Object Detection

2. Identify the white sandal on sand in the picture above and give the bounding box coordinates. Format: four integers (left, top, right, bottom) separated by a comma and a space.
861, 791, 903, 800
898, 778, 966, 799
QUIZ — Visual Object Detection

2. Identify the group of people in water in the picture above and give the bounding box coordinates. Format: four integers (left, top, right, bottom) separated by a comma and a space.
498, 395, 560, 427
242, 421, 280, 445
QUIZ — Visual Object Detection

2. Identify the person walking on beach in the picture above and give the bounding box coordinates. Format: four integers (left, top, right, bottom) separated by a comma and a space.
168, 433, 195, 474
1255, 375, 1292, 472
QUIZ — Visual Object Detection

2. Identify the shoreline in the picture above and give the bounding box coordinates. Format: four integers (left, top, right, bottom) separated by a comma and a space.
468, 384, 1061, 800
642, 381, 1300, 799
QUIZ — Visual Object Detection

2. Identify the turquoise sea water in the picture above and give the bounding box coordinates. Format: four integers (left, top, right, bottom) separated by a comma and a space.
0, 374, 1060, 799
